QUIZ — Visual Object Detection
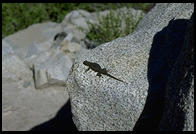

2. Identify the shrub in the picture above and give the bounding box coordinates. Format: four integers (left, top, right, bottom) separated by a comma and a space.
85, 9, 144, 47
2, 3, 153, 39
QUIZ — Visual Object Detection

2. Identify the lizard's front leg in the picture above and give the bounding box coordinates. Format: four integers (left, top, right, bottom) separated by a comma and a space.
97, 73, 102, 77
85, 67, 90, 72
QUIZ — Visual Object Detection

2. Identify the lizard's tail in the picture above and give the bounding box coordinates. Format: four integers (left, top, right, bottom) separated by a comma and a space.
107, 74, 127, 84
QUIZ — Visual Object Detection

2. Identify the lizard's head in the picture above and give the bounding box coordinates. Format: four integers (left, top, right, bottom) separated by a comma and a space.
83, 60, 90, 66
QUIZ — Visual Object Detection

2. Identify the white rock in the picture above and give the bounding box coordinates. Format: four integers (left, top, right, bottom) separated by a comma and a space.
3, 22, 62, 60
2, 78, 69, 131
33, 49, 73, 89
62, 9, 93, 31
61, 40, 81, 53
2, 54, 33, 82
63, 24, 86, 42
2, 40, 14, 57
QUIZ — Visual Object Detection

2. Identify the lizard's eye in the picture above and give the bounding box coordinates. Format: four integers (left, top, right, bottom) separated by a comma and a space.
83, 61, 87, 65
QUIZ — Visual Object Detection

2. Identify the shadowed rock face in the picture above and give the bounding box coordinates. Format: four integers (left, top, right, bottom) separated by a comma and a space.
133, 16, 193, 131
158, 12, 194, 131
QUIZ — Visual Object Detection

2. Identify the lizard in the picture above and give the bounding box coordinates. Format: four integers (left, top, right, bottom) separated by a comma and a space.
83, 60, 128, 84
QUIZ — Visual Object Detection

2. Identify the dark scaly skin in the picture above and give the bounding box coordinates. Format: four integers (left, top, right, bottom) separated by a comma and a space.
83, 60, 127, 84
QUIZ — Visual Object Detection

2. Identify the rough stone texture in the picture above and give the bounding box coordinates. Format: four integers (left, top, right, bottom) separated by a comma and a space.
61, 40, 81, 53
33, 49, 73, 89
2, 42, 70, 131
25, 38, 54, 58
2, 78, 69, 131
23, 38, 61, 69
62, 24, 87, 43
61, 10, 93, 43
3, 22, 62, 60
2, 40, 14, 57
2, 54, 33, 82
158, 12, 194, 131
66, 3, 194, 131
2, 22, 73, 130
135, 3, 193, 32
61, 40, 82, 60
62, 9, 95, 32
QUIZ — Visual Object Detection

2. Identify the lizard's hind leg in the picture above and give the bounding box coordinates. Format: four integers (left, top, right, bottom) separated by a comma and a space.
97, 73, 102, 77
102, 68, 108, 73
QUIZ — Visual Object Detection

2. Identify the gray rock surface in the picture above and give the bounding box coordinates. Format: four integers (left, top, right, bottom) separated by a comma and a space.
2, 54, 33, 82
62, 9, 95, 32
66, 3, 194, 131
2, 40, 14, 57
61, 10, 93, 43
3, 22, 62, 60
2, 19, 72, 131
2, 40, 70, 131
33, 49, 73, 89
25, 39, 54, 58
2, 45, 70, 130
2, 79, 69, 131
61, 40, 82, 60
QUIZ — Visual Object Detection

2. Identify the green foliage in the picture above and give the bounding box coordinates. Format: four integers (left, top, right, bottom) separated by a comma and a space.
3, 4, 48, 38
2, 3, 153, 39
85, 9, 144, 46
2, 3, 77, 38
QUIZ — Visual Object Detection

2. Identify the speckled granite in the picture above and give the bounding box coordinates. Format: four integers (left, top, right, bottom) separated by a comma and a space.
66, 3, 194, 131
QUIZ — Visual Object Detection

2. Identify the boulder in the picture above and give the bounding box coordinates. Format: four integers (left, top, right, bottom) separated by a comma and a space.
2, 54, 33, 82
33, 49, 73, 89
2, 40, 14, 57
2, 78, 69, 131
66, 3, 194, 131
2, 22, 71, 131
3, 22, 62, 60
62, 9, 94, 32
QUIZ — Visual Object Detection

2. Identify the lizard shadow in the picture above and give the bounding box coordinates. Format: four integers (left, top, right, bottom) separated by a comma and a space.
133, 18, 191, 131
29, 99, 77, 131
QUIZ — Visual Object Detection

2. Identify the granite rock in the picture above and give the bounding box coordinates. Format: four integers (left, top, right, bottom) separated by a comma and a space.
66, 3, 194, 131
